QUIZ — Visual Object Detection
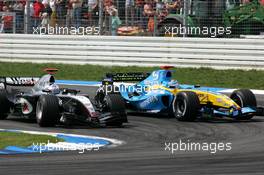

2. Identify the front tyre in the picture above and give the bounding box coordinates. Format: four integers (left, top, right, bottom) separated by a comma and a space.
36, 95, 60, 127
172, 91, 200, 121
230, 89, 257, 120
0, 90, 10, 120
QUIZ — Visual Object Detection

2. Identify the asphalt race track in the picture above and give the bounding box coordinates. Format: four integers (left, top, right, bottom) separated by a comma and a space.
0, 85, 264, 175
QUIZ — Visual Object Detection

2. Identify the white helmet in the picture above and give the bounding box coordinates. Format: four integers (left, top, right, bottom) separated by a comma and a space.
44, 83, 60, 94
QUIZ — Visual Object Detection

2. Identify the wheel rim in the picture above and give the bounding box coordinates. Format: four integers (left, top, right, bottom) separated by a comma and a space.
176, 99, 187, 117
36, 101, 43, 121
232, 94, 244, 107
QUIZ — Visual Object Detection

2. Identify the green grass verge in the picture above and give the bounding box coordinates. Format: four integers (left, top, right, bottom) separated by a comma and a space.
0, 62, 263, 89
0, 131, 64, 149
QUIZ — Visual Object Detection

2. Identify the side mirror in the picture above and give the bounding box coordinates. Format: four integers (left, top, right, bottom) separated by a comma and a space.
62, 88, 79, 95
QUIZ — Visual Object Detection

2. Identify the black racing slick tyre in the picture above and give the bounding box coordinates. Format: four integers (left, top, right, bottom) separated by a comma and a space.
230, 89, 257, 108
0, 90, 10, 120
230, 89, 257, 120
105, 93, 127, 127
105, 93, 126, 112
36, 95, 60, 127
172, 91, 200, 121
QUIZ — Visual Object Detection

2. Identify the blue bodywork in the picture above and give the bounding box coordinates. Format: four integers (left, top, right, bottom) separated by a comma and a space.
119, 70, 175, 113
117, 69, 257, 118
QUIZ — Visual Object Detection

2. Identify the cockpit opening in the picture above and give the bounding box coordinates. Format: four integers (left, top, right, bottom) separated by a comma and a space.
166, 71, 172, 78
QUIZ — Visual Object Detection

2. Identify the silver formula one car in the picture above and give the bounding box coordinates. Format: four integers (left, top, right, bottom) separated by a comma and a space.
0, 68, 127, 127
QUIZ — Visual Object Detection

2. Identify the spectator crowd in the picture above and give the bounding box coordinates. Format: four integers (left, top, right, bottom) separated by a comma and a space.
0, 0, 263, 35
0, 0, 183, 34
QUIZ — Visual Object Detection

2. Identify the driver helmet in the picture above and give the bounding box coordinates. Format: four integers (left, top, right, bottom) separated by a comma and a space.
167, 80, 179, 88
45, 83, 60, 94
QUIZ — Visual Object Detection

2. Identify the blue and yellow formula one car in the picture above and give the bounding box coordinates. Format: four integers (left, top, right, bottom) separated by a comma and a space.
96, 66, 262, 121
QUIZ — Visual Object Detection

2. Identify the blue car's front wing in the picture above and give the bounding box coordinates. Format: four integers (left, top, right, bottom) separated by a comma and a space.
213, 107, 256, 118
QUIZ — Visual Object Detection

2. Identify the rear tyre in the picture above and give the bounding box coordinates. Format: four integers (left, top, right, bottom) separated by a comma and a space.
172, 91, 200, 121
104, 93, 127, 127
36, 95, 60, 127
0, 90, 10, 120
230, 89, 257, 120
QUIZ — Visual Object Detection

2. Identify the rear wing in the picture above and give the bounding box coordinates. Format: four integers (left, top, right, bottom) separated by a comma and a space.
105, 72, 150, 82
0, 77, 39, 89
